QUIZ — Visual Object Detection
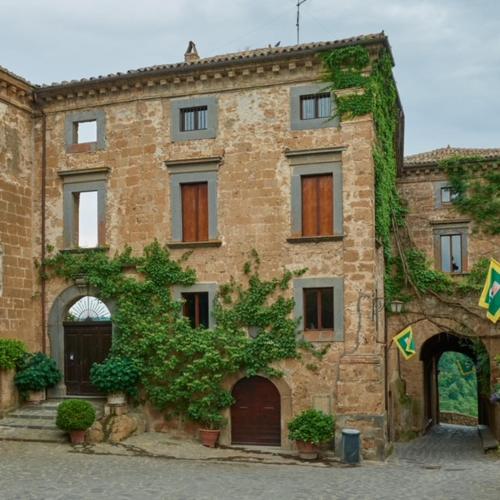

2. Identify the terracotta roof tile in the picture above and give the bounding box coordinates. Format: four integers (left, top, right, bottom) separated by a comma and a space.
0, 64, 33, 86
404, 146, 500, 167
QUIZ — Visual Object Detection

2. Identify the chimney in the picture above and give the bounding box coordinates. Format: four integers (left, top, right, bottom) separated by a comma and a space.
184, 41, 200, 63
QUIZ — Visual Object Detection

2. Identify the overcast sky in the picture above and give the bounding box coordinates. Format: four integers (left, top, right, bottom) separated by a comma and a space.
1, 0, 499, 154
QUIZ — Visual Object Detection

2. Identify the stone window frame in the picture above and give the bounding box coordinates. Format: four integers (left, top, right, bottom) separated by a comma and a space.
432, 221, 469, 274
293, 277, 344, 341
171, 96, 218, 141
290, 83, 339, 131
286, 148, 344, 242
172, 283, 218, 329
166, 157, 221, 247
64, 109, 106, 153
433, 180, 458, 209
58, 168, 109, 249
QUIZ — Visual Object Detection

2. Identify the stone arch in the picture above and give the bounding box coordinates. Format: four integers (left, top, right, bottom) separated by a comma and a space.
220, 373, 292, 448
420, 332, 490, 427
47, 285, 116, 397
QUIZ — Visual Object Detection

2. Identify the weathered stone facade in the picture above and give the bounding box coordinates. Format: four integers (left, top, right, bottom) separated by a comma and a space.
388, 149, 500, 441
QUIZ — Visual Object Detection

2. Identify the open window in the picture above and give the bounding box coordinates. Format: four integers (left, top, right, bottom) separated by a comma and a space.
182, 291, 209, 328
65, 110, 106, 153
433, 223, 469, 274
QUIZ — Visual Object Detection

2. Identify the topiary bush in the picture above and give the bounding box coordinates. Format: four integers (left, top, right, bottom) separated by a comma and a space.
288, 409, 335, 445
14, 352, 62, 392
56, 399, 96, 431
90, 356, 140, 396
0, 339, 27, 370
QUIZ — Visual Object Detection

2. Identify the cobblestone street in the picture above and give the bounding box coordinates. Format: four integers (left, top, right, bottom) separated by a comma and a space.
0, 425, 498, 499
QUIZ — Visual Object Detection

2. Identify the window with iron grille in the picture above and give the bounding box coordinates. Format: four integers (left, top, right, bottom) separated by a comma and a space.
303, 287, 334, 330
300, 93, 331, 120
182, 292, 209, 328
180, 106, 208, 132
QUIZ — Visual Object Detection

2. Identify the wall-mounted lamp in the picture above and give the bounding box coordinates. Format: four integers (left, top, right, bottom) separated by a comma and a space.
390, 300, 404, 314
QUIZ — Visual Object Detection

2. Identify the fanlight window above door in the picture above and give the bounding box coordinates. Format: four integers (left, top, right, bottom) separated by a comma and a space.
67, 296, 111, 322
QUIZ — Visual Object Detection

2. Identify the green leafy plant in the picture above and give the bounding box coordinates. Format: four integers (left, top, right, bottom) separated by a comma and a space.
56, 399, 96, 431
288, 409, 335, 445
90, 356, 140, 396
14, 352, 61, 392
0, 339, 27, 370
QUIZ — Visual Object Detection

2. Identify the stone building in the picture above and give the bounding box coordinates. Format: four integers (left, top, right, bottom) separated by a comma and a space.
388, 147, 500, 442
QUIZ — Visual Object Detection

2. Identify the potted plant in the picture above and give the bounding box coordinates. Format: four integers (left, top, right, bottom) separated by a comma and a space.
0, 339, 27, 412
90, 356, 140, 404
14, 352, 61, 403
288, 409, 335, 460
56, 399, 96, 444
188, 396, 228, 448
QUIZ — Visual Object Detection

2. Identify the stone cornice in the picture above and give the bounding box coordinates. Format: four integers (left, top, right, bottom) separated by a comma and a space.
0, 69, 34, 111
399, 159, 500, 179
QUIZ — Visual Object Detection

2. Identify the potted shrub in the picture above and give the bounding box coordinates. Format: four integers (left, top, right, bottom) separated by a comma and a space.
14, 352, 61, 403
0, 339, 27, 412
56, 399, 96, 444
188, 396, 228, 448
288, 409, 335, 460
90, 356, 140, 404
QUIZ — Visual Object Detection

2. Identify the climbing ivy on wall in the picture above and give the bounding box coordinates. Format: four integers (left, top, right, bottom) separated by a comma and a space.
43, 242, 309, 428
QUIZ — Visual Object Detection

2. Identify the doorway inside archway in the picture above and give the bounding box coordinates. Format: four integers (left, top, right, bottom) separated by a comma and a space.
64, 296, 112, 395
438, 351, 478, 426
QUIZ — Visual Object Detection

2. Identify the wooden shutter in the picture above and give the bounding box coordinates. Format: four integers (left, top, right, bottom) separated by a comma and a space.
181, 182, 209, 242
301, 174, 333, 236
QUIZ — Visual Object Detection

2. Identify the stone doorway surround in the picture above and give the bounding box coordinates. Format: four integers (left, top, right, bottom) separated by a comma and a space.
47, 285, 116, 397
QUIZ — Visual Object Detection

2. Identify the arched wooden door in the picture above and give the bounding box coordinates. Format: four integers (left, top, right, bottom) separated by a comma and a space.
231, 376, 281, 446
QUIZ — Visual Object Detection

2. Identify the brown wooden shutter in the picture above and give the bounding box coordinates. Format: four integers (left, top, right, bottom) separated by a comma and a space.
301, 174, 333, 236
181, 182, 209, 242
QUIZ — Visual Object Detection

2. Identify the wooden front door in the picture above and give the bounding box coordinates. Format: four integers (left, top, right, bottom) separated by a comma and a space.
231, 376, 281, 446
64, 322, 112, 395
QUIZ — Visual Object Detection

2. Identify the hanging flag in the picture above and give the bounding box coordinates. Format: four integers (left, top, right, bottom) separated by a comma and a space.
478, 259, 500, 324
393, 326, 416, 360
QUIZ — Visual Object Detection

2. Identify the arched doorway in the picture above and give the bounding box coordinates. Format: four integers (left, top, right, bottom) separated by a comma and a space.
231, 376, 281, 446
421, 332, 490, 428
64, 296, 112, 395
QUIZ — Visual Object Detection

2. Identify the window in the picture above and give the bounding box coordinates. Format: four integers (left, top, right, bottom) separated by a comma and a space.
303, 288, 334, 330
172, 283, 218, 329
433, 223, 468, 274
171, 97, 217, 141
300, 94, 331, 120
65, 110, 106, 153
59, 168, 108, 249
440, 234, 463, 273
181, 106, 208, 132
290, 84, 338, 130
440, 187, 458, 204
301, 174, 333, 237
167, 157, 221, 246
293, 277, 344, 341
74, 191, 98, 248
181, 182, 209, 242
182, 292, 209, 328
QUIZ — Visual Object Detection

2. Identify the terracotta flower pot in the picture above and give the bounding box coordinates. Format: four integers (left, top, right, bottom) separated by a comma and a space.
69, 430, 86, 445
199, 429, 220, 448
27, 389, 46, 404
296, 440, 319, 460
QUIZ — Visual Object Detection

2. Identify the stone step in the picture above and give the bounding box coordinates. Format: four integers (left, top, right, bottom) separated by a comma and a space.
0, 417, 58, 430
8, 409, 58, 420
0, 425, 67, 443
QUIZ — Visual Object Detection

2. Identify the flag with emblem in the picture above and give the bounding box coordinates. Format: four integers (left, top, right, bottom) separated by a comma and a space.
393, 326, 416, 360
478, 259, 500, 323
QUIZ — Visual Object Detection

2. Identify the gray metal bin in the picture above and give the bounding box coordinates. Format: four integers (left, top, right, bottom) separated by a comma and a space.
341, 428, 361, 464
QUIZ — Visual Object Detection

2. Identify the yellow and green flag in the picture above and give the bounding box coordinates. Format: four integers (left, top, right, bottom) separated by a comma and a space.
478, 259, 500, 324
393, 326, 416, 360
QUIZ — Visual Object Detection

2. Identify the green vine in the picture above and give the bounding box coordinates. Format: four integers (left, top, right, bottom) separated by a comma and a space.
43, 242, 311, 428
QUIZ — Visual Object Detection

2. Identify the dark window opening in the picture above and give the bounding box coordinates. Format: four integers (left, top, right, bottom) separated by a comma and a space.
304, 288, 334, 330
180, 106, 208, 132
300, 93, 331, 120
440, 234, 463, 273
301, 174, 333, 237
181, 182, 209, 242
182, 292, 209, 328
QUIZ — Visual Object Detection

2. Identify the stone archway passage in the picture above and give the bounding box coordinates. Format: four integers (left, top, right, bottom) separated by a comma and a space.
231, 376, 281, 446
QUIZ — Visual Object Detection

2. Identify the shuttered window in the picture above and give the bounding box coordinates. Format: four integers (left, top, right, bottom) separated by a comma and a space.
301, 174, 333, 236
181, 182, 209, 242
303, 288, 334, 330
182, 292, 209, 328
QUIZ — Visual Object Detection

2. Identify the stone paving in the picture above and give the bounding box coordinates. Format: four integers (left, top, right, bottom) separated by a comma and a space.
0, 424, 498, 499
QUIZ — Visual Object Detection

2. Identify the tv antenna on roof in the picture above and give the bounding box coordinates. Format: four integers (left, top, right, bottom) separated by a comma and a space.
296, 0, 308, 45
